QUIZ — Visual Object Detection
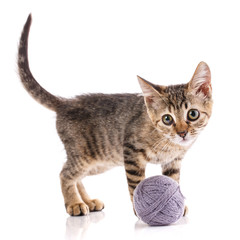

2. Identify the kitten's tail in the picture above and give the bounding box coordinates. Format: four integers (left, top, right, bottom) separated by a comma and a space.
18, 14, 62, 112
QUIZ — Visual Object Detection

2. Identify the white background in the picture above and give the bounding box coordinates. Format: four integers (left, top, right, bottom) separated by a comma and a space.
1, 1, 240, 239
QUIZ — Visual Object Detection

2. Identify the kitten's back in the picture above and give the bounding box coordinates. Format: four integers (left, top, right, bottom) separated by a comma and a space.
55, 94, 147, 166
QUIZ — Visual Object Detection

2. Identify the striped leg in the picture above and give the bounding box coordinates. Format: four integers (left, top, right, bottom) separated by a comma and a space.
162, 158, 188, 216
162, 157, 182, 183
60, 162, 89, 216
123, 143, 146, 205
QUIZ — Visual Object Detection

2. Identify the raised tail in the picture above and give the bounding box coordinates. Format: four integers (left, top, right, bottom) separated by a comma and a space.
18, 14, 62, 111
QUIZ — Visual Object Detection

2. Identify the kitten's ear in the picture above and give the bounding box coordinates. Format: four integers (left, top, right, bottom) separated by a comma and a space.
188, 62, 212, 98
137, 76, 164, 107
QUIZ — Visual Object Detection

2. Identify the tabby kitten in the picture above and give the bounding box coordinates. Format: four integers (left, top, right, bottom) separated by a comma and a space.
18, 15, 213, 216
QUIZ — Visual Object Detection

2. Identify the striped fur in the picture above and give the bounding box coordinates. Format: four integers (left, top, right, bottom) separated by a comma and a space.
18, 14, 62, 111
18, 15, 213, 216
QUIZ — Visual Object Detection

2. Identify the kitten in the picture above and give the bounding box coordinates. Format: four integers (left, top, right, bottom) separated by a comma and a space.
18, 14, 213, 216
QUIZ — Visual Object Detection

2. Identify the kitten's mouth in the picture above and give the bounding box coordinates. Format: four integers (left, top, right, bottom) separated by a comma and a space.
180, 138, 190, 144
174, 137, 193, 147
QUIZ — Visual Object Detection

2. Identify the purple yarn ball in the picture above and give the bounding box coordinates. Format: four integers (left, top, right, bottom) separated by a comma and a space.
133, 175, 185, 226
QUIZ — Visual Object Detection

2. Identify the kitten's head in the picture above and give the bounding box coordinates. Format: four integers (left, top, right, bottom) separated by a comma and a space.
138, 62, 213, 147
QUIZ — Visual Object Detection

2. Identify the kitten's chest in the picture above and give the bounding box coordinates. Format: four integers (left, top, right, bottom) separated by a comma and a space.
146, 142, 186, 165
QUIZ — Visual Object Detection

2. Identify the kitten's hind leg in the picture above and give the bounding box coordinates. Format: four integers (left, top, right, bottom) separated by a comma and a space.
77, 181, 104, 212
60, 164, 89, 216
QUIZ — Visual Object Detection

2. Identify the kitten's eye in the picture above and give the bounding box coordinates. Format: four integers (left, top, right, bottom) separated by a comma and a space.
162, 114, 174, 126
187, 109, 200, 121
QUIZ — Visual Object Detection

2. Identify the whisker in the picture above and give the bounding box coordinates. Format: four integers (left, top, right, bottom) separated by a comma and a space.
146, 138, 166, 161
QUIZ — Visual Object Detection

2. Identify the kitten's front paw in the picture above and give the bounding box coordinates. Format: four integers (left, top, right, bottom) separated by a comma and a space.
85, 199, 104, 212
66, 202, 89, 216
183, 205, 188, 216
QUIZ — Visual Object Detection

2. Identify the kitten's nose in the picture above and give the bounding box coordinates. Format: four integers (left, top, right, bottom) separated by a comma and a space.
177, 130, 188, 138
